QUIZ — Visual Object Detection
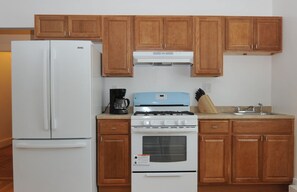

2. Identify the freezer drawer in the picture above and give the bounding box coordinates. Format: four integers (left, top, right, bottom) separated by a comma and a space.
13, 139, 93, 192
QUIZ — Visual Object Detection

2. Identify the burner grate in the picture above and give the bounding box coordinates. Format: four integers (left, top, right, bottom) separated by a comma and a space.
133, 111, 194, 116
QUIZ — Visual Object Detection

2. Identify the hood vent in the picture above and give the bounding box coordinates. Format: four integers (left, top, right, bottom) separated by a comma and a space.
133, 51, 194, 65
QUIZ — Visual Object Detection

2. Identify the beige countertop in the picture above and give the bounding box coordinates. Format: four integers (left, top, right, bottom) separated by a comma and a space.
97, 112, 294, 120
97, 113, 133, 120
197, 112, 295, 120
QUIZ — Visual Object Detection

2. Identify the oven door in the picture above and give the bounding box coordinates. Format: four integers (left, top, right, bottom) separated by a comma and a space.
131, 129, 197, 172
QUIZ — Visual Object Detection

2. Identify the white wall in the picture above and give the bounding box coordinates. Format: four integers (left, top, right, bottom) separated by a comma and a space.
272, 0, 297, 177
103, 56, 272, 106
0, 0, 272, 28
0, 52, 12, 148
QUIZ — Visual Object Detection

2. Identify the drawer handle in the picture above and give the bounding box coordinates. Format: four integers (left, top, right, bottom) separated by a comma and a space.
111, 127, 117, 130
211, 125, 219, 129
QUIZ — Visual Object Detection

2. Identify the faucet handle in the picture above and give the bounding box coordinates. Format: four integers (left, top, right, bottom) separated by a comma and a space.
235, 106, 240, 112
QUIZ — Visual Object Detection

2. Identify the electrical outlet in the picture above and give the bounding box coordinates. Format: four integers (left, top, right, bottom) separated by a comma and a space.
202, 83, 211, 93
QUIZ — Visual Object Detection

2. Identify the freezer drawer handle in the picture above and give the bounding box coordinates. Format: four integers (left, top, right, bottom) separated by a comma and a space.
145, 173, 182, 177
15, 142, 87, 149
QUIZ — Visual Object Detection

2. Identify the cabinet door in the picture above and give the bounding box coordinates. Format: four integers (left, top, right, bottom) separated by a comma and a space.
164, 17, 193, 50
225, 17, 253, 51
98, 135, 130, 185
134, 16, 163, 50
68, 15, 102, 38
193, 17, 223, 76
102, 16, 133, 77
35, 15, 67, 38
254, 18, 282, 52
232, 135, 262, 183
199, 135, 229, 183
262, 135, 293, 183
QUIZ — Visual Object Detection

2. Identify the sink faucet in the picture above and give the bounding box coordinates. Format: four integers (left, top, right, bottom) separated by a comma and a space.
258, 103, 263, 114
246, 106, 255, 112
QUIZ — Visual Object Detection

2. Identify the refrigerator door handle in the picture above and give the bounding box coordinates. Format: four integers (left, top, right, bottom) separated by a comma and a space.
43, 49, 50, 131
15, 142, 87, 149
51, 48, 57, 130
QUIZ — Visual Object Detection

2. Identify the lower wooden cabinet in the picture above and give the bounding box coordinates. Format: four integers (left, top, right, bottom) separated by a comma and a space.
97, 119, 130, 191
200, 119, 294, 186
199, 120, 230, 184
232, 120, 294, 184
262, 135, 293, 182
232, 135, 262, 183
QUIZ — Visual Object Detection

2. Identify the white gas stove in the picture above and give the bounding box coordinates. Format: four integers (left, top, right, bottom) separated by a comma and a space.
131, 92, 198, 192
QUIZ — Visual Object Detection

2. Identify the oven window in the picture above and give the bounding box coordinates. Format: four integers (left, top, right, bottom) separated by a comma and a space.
143, 136, 186, 162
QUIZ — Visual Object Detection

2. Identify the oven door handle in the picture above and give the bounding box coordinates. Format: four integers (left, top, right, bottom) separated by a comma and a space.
145, 173, 182, 177
132, 129, 197, 134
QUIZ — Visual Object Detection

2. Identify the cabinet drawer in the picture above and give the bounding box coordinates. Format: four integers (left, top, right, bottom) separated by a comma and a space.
99, 120, 130, 134
232, 120, 293, 134
199, 120, 229, 134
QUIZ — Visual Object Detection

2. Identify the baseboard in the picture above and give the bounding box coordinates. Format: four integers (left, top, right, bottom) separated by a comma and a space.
0, 138, 12, 148
289, 185, 297, 192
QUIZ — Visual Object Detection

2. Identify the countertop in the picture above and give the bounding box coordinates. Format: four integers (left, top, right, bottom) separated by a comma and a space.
97, 112, 295, 120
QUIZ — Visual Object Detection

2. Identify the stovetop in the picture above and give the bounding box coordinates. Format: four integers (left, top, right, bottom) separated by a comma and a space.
133, 111, 194, 116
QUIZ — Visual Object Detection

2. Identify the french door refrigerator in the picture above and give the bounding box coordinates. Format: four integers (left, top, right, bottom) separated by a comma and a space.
11, 40, 102, 192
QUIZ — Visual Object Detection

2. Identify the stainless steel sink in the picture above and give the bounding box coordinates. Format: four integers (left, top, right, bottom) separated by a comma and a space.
233, 112, 274, 116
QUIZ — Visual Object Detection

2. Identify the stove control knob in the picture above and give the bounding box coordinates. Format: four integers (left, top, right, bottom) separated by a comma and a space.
143, 120, 150, 126
180, 120, 187, 125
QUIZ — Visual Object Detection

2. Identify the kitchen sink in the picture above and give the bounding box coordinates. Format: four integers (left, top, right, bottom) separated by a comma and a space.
233, 112, 275, 116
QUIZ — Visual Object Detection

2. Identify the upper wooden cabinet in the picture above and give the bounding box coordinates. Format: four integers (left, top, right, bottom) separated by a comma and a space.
34, 15, 102, 39
225, 17, 282, 54
134, 16, 193, 50
192, 17, 223, 77
102, 16, 133, 77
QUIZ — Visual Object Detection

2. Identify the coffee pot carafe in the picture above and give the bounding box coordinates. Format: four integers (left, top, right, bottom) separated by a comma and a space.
110, 89, 130, 114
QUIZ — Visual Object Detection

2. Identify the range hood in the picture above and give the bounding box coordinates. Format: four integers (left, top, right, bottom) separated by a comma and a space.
133, 51, 194, 65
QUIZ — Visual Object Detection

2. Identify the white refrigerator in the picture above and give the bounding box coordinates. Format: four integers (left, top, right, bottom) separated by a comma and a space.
11, 40, 102, 192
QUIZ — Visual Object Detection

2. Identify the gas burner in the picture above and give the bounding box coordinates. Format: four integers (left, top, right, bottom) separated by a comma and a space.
133, 111, 194, 116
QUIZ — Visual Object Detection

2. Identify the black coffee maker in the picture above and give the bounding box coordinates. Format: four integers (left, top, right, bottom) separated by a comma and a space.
110, 89, 130, 114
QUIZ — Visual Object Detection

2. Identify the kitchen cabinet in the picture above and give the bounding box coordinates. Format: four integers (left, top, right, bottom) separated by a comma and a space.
232, 120, 293, 184
34, 15, 102, 39
134, 16, 193, 50
102, 16, 133, 77
225, 17, 282, 54
97, 119, 130, 191
192, 17, 223, 76
199, 120, 230, 184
